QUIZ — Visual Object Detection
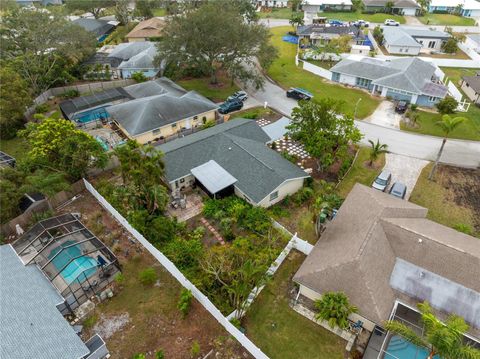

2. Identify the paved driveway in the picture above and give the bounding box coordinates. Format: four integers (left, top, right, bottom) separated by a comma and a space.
365, 101, 402, 129
382, 153, 429, 200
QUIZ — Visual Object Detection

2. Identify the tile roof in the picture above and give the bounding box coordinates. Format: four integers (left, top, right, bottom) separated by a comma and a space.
126, 17, 164, 39
156, 119, 308, 204
0, 245, 89, 359
294, 184, 480, 330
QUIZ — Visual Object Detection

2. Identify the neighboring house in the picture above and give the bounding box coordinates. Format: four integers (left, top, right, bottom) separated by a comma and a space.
126, 17, 165, 42
83, 41, 161, 79
156, 119, 309, 207
1, 214, 122, 359
303, 0, 354, 24
330, 56, 448, 106
72, 18, 118, 42
293, 184, 480, 351
381, 26, 451, 55
466, 34, 480, 54
107, 78, 218, 144
460, 75, 480, 104
297, 23, 366, 46
16, 0, 62, 5
363, 0, 420, 15
255, 0, 289, 7
428, 0, 480, 17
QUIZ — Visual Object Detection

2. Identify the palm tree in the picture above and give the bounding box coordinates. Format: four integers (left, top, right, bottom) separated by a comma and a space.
314, 291, 357, 329
368, 139, 388, 166
428, 115, 466, 180
385, 302, 480, 359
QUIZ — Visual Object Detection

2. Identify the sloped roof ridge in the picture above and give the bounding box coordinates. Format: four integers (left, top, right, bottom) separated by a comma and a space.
130, 97, 159, 135
224, 133, 275, 172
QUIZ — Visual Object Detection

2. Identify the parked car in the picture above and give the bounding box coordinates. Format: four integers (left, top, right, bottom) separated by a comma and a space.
218, 99, 243, 114
395, 101, 408, 114
329, 19, 344, 26
372, 170, 392, 192
286, 88, 313, 101
226, 90, 248, 103
389, 182, 407, 199
384, 19, 400, 26
354, 20, 370, 27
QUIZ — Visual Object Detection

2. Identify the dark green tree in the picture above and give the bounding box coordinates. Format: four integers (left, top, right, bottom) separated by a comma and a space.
114, 0, 130, 25
65, 0, 116, 18
315, 291, 358, 329
436, 97, 458, 114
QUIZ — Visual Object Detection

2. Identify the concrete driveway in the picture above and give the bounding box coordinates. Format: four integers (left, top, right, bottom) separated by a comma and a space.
365, 101, 402, 129
382, 153, 429, 200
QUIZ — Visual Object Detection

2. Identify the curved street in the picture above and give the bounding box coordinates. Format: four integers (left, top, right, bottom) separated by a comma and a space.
245, 77, 480, 168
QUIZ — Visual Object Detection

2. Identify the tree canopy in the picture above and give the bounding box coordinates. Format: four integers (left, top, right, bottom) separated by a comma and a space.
0, 7, 96, 94
315, 291, 358, 329
155, 0, 277, 87
65, 0, 115, 18
287, 99, 362, 170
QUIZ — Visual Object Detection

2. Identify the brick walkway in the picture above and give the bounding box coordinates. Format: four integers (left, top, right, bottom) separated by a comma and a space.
200, 217, 225, 245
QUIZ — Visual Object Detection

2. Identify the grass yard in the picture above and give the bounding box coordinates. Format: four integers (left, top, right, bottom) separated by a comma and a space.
409, 164, 480, 238
270, 204, 317, 244
103, 22, 138, 45
336, 146, 385, 198
268, 26, 380, 119
258, 8, 301, 19
323, 10, 405, 24
0, 137, 29, 163
243, 250, 346, 359
441, 67, 480, 84
232, 106, 283, 121
417, 13, 476, 26
152, 8, 167, 17
177, 75, 239, 103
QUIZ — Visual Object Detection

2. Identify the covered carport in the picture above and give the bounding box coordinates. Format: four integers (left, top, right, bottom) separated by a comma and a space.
190, 160, 237, 199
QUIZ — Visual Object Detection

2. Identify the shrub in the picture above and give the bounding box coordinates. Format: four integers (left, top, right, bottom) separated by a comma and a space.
293, 187, 314, 205
131, 71, 148, 83
202, 120, 216, 129
230, 317, 241, 329
436, 97, 458, 115
191, 341, 201, 357
155, 350, 165, 359
281, 150, 297, 163
454, 223, 473, 235
314, 291, 358, 329
133, 354, 146, 359
441, 38, 459, 54
35, 103, 50, 114
410, 104, 418, 111
177, 288, 194, 318
83, 314, 98, 329
61, 89, 80, 99
114, 272, 125, 285
138, 267, 157, 286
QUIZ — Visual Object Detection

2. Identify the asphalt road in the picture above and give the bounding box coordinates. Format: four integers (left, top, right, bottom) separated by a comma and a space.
246, 78, 480, 168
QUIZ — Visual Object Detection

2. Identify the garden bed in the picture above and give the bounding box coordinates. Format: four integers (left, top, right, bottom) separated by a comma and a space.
233, 106, 283, 123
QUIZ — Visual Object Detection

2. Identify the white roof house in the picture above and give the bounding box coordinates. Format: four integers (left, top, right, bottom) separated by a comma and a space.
428, 0, 480, 17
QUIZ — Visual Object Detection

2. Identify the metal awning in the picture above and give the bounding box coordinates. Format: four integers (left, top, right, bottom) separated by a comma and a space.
190, 160, 237, 194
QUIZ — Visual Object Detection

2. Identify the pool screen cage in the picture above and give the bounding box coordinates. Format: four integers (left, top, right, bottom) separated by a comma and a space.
12, 213, 121, 313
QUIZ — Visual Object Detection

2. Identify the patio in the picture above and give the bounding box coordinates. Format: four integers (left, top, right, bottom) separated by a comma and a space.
166, 190, 204, 222
272, 136, 313, 173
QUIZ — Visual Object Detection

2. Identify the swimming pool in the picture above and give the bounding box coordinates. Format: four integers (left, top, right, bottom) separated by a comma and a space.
75, 108, 110, 124
48, 241, 99, 285
385, 335, 439, 359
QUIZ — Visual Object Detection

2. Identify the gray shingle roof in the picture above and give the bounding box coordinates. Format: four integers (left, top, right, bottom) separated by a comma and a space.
0, 245, 89, 359
462, 76, 480, 93
72, 18, 115, 37
108, 41, 154, 61
402, 27, 450, 40
382, 27, 422, 47
156, 119, 308, 204
124, 77, 186, 98
108, 86, 217, 136
117, 45, 158, 70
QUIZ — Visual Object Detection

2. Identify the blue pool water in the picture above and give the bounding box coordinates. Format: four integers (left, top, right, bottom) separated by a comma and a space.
48, 241, 98, 285
75, 108, 110, 124
385, 335, 440, 359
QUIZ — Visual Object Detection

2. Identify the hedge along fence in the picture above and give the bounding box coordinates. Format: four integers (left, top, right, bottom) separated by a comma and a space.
25, 79, 136, 117
82, 179, 270, 359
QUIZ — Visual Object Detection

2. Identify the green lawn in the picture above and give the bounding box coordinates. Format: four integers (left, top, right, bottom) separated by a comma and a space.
268, 26, 380, 119
409, 164, 480, 238
243, 250, 346, 359
417, 13, 476, 26
441, 67, 480, 85
323, 10, 405, 24
152, 8, 167, 17
0, 137, 29, 163
258, 8, 301, 19
336, 146, 385, 198
177, 75, 239, 103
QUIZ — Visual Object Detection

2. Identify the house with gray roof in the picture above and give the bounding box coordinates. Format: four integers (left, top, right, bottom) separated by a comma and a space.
293, 184, 480, 356
156, 119, 309, 207
297, 23, 366, 47
72, 18, 117, 42
381, 26, 451, 55
460, 74, 480, 104
108, 78, 218, 144
363, 0, 420, 15
330, 56, 448, 106
0, 244, 109, 359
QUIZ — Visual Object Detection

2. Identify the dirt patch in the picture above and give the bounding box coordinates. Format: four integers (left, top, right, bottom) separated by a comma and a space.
93, 313, 130, 339
439, 165, 480, 232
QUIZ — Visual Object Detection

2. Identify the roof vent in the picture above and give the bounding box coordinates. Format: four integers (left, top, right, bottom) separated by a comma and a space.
420, 271, 425, 278
228, 147, 232, 150
418, 238, 423, 244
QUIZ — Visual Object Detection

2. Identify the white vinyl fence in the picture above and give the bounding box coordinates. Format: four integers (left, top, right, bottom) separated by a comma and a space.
300, 60, 333, 80
83, 179, 269, 359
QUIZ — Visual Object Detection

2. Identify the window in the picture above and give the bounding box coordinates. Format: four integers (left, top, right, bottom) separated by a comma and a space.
428, 96, 437, 102
399, 48, 403, 53
171, 123, 177, 128
180, 178, 185, 183
193, 116, 198, 121
428, 41, 435, 49
332, 72, 340, 82
202, 116, 207, 123
152, 128, 160, 135
270, 191, 279, 201
355, 77, 371, 88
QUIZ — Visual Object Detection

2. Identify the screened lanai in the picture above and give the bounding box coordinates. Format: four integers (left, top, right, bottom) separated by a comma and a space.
12, 214, 121, 311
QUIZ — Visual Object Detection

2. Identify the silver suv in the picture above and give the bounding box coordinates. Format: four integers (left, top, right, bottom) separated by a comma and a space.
372, 170, 392, 192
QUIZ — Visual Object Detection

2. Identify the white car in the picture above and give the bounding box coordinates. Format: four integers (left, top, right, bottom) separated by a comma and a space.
384, 19, 400, 26
354, 19, 370, 27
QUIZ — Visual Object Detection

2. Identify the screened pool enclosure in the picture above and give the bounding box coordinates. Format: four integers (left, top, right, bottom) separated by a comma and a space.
12, 214, 121, 312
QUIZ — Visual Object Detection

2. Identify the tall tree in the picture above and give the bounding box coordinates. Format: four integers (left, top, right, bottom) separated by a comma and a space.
368, 139, 388, 166
287, 99, 362, 170
0, 65, 32, 139
114, 0, 130, 25
155, 0, 277, 87
385, 302, 480, 359
19, 116, 107, 180
0, 8, 96, 94
135, 0, 156, 18
289, 13, 304, 31
428, 115, 465, 180
65, 0, 115, 18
